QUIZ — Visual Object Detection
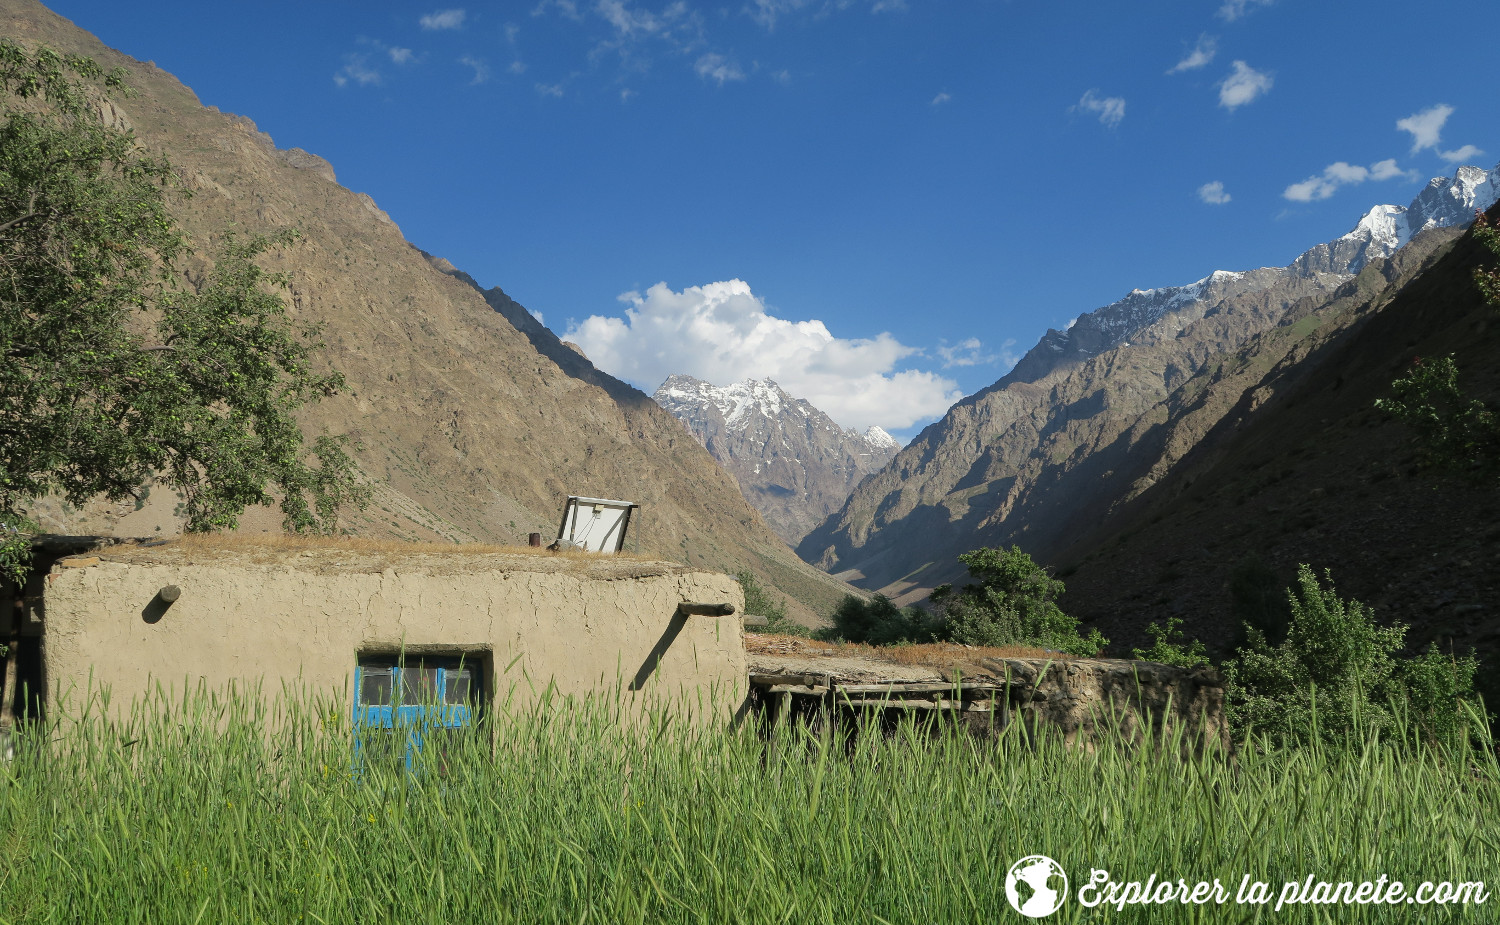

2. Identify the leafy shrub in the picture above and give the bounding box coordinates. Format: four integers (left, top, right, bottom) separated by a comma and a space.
930, 546, 1107, 656
1372, 212, 1500, 476
1375, 355, 1499, 472
819, 594, 940, 645
1223, 564, 1483, 744
1400, 642, 1482, 745
1132, 616, 1208, 669
735, 571, 809, 637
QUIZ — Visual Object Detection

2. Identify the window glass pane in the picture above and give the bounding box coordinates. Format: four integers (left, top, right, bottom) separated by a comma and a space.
359, 667, 393, 706
406, 665, 440, 705
445, 667, 472, 705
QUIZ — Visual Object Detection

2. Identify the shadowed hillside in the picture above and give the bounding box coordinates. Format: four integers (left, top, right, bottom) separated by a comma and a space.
799, 166, 1497, 612
1057, 208, 1500, 668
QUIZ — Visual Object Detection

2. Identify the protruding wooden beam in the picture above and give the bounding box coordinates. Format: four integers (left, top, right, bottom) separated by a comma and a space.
677, 601, 736, 617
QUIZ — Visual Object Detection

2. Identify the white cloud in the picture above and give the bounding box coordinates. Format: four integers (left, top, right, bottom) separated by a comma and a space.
388, 46, 415, 65
1198, 181, 1231, 205
749, 0, 911, 30
1218, 0, 1272, 21
1167, 35, 1217, 74
563, 280, 962, 431
333, 55, 381, 88
533, 0, 581, 20
421, 8, 467, 29
1396, 104, 1484, 164
1217, 60, 1271, 110
529, 309, 545, 325
1282, 159, 1415, 202
504, 22, 521, 43
695, 53, 745, 85
536, 82, 565, 97
1075, 89, 1125, 128
1440, 143, 1484, 164
596, 0, 665, 38
749, 0, 816, 31
620, 87, 636, 102
459, 55, 490, 84
931, 92, 951, 106
509, 60, 527, 74
936, 337, 1004, 369
771, 69, 791, 86
1397, 104, 1452, 153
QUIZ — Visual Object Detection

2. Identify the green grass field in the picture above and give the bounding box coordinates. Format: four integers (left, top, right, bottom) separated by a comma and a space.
0, 684, 1495, 923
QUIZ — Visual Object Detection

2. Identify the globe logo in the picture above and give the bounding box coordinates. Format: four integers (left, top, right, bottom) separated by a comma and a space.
1005, 855, 1068, 918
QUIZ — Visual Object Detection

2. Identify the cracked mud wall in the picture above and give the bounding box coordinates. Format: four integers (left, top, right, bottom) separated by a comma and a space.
40, 556, 747, 717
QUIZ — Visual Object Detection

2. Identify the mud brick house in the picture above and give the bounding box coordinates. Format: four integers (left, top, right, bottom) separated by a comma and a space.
0, 537, 748, 740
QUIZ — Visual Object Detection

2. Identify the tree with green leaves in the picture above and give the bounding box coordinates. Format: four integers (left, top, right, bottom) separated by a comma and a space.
930, 545, 1107, 655
0, 41, 365, 580
1223, 564, 1482, 745
1374, 209, 1500, 473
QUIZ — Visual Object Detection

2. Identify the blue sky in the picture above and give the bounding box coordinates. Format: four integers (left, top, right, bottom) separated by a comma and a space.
47, 0, 1497, 439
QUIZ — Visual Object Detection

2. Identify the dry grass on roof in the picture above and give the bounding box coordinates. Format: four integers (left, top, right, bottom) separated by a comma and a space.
94, 532, 685, 577
746, 633, 1076, 671
163, 532, 661, 559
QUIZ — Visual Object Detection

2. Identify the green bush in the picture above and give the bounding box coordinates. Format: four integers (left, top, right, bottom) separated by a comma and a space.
930, 546, 1107, 655
1375, 354, 1499, 473
735, 571, 809, 637
1400, 642, 1482, 745
817, 547, 1108, 654
819, 593, 940, 645
1132, 616, 1209, 669
1223, 564, 1484, 744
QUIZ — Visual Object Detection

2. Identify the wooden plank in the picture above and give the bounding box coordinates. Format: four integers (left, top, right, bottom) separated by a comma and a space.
0, 636, 19, 731
835, 681, 1001, 695
750, 672, 827, 688
835, 695, 1001, 712
765, 684, 828, 695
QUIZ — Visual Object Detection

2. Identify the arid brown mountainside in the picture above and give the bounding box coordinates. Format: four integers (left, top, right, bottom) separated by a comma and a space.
5, 0, 852, 622
1057, 210, 1499, 671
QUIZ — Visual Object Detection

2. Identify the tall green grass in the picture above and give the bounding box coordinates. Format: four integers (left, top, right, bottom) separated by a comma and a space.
0, 682, 1496, 923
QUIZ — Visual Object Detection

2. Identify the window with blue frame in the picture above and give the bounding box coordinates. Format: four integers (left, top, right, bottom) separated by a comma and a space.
353, 654, 484, 775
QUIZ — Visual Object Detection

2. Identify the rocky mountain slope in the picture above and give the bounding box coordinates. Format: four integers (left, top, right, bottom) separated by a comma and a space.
652, 376, 898, 545
6, 0, 853, 623
799, 163, 1500, 602
1056, 206, 1500, 678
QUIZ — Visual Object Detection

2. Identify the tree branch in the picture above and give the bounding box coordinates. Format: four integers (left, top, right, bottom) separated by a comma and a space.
0, 211, 40, 236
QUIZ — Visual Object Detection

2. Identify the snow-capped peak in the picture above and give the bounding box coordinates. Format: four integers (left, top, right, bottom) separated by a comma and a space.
863, 426, 899, 450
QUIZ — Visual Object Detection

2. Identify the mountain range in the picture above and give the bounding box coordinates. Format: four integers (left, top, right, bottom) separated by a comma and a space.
652, 376, 898, 545
798, 162, 1500, 604
1058, 204, 1499, 674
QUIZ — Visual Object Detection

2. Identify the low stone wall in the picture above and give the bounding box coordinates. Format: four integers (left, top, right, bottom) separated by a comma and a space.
745, 650, 1227, 749
34, 542, 747, 719
982, 657, 1227, 750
